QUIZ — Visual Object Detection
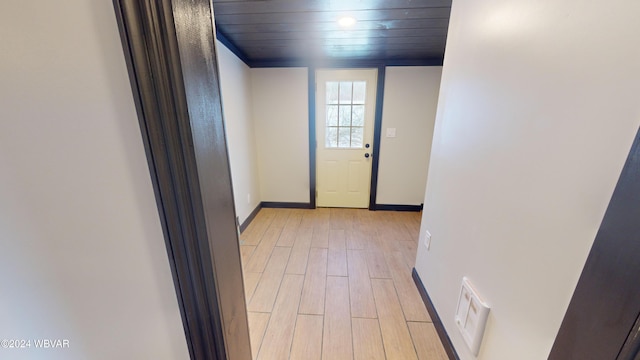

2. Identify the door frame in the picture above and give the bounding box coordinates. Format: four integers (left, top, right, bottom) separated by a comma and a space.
307, 66, 386, 210
112, 0, 250, 359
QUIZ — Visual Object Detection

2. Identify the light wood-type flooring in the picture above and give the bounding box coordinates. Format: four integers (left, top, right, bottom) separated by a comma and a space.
239, 207, 448, 360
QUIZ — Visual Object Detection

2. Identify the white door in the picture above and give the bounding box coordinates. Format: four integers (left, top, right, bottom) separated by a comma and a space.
316, 69, 377, 208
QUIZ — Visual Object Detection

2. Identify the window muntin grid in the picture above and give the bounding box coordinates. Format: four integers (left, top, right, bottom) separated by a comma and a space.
325, 81, 366, 148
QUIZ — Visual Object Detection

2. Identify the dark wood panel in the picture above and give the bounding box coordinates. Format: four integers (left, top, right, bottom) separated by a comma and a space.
171, 0, 253, 358
244, 41, 445, 52
245, 47, 444, 58
375, 204, 423, 211
261, 202, 314, 209
245, 54, 445, 63
247, 49, 441, 60
241, 44, 446, 61
225, 28, 449, 41
250, 57, 443, 68
241, 49, 445, 61
549, 128, 640, 359
113, 0, 251, 359
220, 18, 450, 33
211, 0, 450, 66
114, 1, 226, 358
213, 0, 453, 14
618, 313, 640, 360
307, 67, 316, 208
215, 8, 451, 25
234, 36, 446, 46
368, 66, 385, 209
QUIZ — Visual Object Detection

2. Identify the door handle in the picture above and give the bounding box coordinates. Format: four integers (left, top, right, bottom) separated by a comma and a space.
364, 153, 370, 158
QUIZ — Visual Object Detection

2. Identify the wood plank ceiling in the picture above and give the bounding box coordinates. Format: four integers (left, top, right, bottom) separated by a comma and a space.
211, 0, 452, 67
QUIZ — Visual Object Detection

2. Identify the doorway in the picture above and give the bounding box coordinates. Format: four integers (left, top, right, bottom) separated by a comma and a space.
315, 69, 378, 208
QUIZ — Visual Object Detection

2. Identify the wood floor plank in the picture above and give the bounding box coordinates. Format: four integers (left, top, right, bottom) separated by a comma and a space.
347, 250, 377, 318
311, 225, 329, 248
241, 245, 256, 266
299, 210, 316, 230
352, 318, 386, 360
402, 212, 422, 240
386, 251, 430, 322
270, 208, 293, 230
299, 248, 328, 315
408, 322, 449, 360
245, 225, 284, 273
311, 209, 330, 248
322, 276, 353, 360
330, 208, 355, 230
371, 279, 418, 360
374, 226, 403, 254
356, 212, 379, 251
244, 272, 262, 303
248, 247, 291, 312
286, 224, 313, 274
327, 248, 348, 276
346, 228, 367, 250
292, 224, 313, 249
242, 208, 276, 246
386, 212, 414, 242
248, 312, 270, 360
290, 314, 324, 360
366, 249, 392, 279
258, 274, 305, 360
286, 245, 311, 275
276, 210, 303, 247
367, 230, 391, 253
329, 229, 346, 249
344, 209, 359, 230
329, 208, 344, 229
240, 209, 447, 360
397, 240, 418, 269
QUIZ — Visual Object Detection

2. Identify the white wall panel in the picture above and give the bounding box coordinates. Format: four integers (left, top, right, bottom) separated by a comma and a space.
251, 68, 309, 203
415, 0, 640, 359
217, 41, 262, 222
377, 66, 442, 205
0, 1, 190, 359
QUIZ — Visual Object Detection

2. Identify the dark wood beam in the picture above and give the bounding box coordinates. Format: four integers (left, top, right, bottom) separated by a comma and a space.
113, 0, 251, 359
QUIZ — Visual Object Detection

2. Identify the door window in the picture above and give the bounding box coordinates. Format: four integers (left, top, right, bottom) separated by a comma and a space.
325, 81, 366, 149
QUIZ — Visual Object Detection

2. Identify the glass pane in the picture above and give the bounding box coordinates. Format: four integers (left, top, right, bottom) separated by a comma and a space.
352, 81, 366, 104
326, 105, 338, 126
326, 82, 339, 104
351, 127, 364, 148
339, 105, 351, 126
339, 82, 353, 104
338, 127, 351, 148
352, 105, 364, 126
326, 127, 338, 148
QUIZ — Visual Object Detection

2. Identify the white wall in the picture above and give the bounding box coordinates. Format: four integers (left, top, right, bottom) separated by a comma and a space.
415, 1, 640, 359
251, 68, 310, 203
216, 40, 262, 223
230, 64, 441, 207
377, 66, 442, 205
0, 2, 189, 359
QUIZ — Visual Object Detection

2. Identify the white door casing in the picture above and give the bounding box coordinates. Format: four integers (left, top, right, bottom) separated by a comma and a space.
316, 69, 377, 208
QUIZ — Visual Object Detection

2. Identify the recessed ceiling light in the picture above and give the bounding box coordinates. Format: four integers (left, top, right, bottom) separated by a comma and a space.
338, 16, 356, 28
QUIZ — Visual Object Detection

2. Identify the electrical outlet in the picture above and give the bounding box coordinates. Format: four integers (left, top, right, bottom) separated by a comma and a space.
425, 230, 432, 250
247, 193, 251, 204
